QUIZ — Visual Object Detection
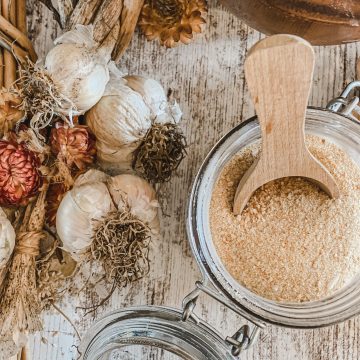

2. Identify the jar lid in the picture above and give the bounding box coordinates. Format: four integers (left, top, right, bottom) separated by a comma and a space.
79, 306, 238, 359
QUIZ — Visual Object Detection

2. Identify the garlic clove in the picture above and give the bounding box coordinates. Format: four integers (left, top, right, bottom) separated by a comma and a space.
74, 169, 110, 187
125, 75, 183, 124
56, 182, 114, 256
0, 208, 15, 269
87, 79, 151, 144
125, 75, 167, 118
108, 174, 160, 233
96, 141, 138, 173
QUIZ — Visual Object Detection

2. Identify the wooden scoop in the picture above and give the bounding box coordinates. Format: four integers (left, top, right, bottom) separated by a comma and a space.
233, 34, 339, 215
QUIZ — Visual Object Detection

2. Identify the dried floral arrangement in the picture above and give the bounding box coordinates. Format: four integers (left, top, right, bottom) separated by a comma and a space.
41, 0, 208, 49
0, 0, 197, 357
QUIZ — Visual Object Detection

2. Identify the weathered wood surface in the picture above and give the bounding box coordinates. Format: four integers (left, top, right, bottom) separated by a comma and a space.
25, 0, 360, 359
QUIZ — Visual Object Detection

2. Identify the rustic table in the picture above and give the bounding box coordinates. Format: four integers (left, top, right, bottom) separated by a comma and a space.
25, 0, 360, 359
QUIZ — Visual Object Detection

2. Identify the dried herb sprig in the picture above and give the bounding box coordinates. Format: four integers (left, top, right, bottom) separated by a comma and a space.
132, 122, 187, 184
91, 209, 151, 288
0, 184, 49, 342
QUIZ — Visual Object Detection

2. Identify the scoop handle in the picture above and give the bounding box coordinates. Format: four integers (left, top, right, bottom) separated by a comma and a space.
233, 34, 339, 214
246, 35, 313, 167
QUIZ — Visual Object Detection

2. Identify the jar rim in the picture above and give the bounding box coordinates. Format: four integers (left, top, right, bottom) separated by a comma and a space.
186, 107, 360, 328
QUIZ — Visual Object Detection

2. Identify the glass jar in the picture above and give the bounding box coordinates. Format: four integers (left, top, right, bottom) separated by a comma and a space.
80, 83, 360, 359
79, 306, 236, 359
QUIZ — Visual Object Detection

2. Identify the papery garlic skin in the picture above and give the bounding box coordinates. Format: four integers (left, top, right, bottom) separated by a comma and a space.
108, 174, 160, 233
125, 75, 167, 120
125, 75, 182, 124
74, 169, 110, 187
56, 182, 114, 257
45, 25, 110, 115
86, 75, 151, 171
0, 208, 15, 269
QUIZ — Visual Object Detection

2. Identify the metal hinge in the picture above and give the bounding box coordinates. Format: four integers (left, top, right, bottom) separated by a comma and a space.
327, 80, 360, 119
181, 281, 265, 358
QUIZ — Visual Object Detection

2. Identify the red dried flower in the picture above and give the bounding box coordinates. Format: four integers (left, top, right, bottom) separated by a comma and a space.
50, 123, 96, 170
0, 140, 42, 206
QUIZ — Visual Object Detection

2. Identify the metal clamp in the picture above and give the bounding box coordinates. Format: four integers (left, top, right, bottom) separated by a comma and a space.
181, 281, 265, 358
327, 80, 360, 119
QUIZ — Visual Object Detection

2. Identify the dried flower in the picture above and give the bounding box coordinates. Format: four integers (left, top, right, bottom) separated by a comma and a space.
139, 0, 207, 48
0, 90, 24, 137
50, 123, 96, 170
0, 140, 42, 206
46, 182, 67, 226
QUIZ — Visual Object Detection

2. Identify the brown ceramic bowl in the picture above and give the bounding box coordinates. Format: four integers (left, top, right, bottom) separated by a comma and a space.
221, 0, 360, 45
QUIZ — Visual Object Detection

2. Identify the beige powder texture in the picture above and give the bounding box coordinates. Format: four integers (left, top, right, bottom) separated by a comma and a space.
210, 136, 360, 302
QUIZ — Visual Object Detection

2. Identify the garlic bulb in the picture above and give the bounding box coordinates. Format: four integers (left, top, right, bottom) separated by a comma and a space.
45, 25, 110, 115
0, 208, 15, 269
56, 171, 160, 258
86, 73, 182, 172
56, 182, 114, 257
108, 174, 160, 233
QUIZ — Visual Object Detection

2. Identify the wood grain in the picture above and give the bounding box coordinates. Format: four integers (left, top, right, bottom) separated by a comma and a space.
234, 34, 339, 214
21, 1, 360, 359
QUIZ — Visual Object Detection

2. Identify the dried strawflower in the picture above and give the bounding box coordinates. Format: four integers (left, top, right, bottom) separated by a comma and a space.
0, 140, 42, 206
139, 0, 207, 48
50, 122, 96, 170
133, 122, 187, 184
0, 90, 24, 137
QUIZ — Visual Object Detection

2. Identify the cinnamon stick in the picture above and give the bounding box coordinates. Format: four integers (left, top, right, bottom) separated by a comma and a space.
0, 30, 29, 63
16, 0, 26, 34
0, 14, 36, 60
2, 0, 16, 88
0, 2, 4, 89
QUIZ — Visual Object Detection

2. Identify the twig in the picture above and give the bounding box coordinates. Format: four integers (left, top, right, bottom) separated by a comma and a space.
16, 0, 26, 34
0, 1, 4, 88
0, 30, 29, 63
